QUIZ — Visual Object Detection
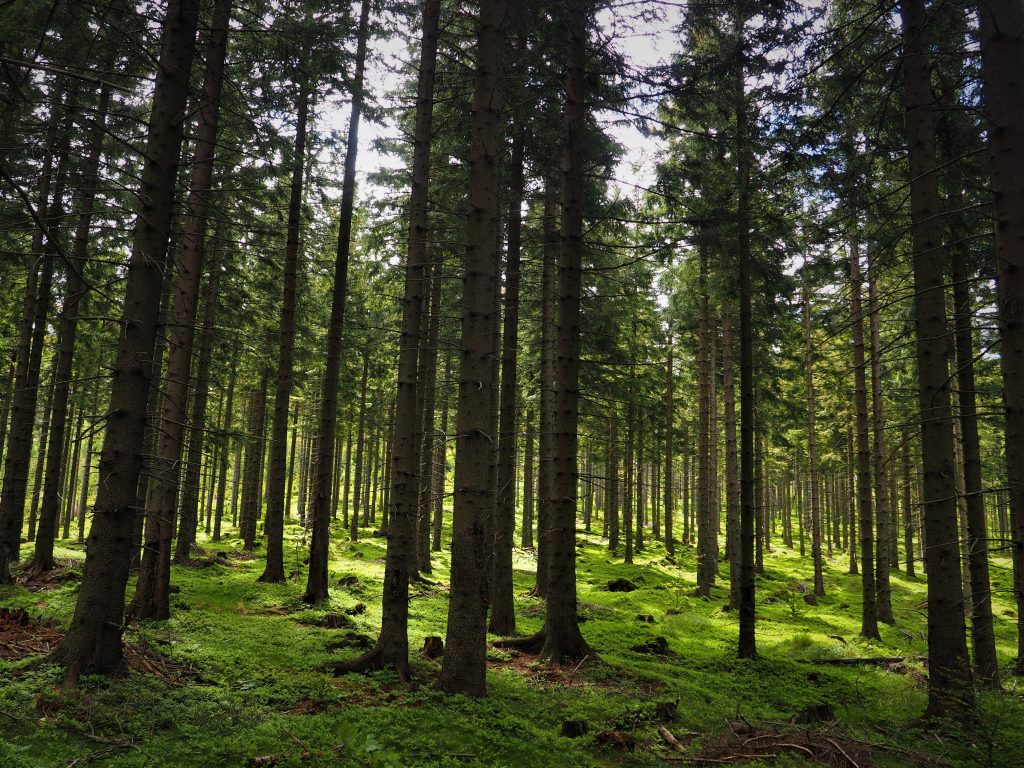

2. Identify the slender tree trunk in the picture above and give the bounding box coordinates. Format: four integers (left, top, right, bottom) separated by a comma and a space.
664, 336, 675, 556
696, 247, 713, 596
723, 298, 740, 607
49, 0, 201, 683
433, 352, 450, 550
260, 79, 310, 583
178, 217, 229, 559
0, 100, 69, 579
900, 0, 975, 716
624, 405, 634, 564
349, 352, 370, 543
867, 266, 893, 623
27, 363, 56, 544
535, 178, 559, 597
301, 0, 370, 601
490, 131, 525, 636
803, 278, 824, 597
240, 370, 269, 549
902, 427, 915, 578
213, 363, 236, 541
850, 243, 879, 639
329, 0, 434, 675
522, 405, 535, 548
29, 85, 109, 575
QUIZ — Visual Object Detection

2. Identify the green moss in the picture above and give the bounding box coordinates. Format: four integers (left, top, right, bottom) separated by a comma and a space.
1, 523, 1021, 767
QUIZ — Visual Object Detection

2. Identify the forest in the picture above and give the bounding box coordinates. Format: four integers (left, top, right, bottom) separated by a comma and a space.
0, 0, 1023, 765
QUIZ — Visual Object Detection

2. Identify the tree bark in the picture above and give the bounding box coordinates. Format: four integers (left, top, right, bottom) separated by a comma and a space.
900, 0, 975, 717
260, 79, 310, 584
29, 83, 110, 575
535, 177, 559, 597
49, 0, 201, 683
490, 130, 525, 636
803, 276, 824, 597
867, 266, 893, 623
329, 0, 435, 676
850, 242, 879, 639
439, 0, 506, 697
974, 0, 1024, 676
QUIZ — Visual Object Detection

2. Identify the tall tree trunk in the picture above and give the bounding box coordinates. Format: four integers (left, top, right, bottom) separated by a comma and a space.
664, 335, 675, 556
974, 0, 1024, 676
349, 352, 370, 543
535, 177, 559, 597
696, 246, 713, 596
213, 362, 236, 542
902, 427, 915, 578
850, 242, 879, 639
29, 83, 109, 575
240, 370, 269, 549
723, 297, 740, 608
260, 80, 310, 584
950, 245, 999, 684
0, 81, 69, 580
49, 0, 201, 683
736, 11, 756, 659
301, 0, 370, 601
178, 217, 229, 559
439, 0, 506, 697
900, 0, 975, 717
433, 351, 450, 551
522, 405, 535, 548
867, 267, 893, 623
133, 0, 233, 612
490, 130, 525, 636
803, 277, 824, 597
329, 0, 435, 675
525, 0, 591, 665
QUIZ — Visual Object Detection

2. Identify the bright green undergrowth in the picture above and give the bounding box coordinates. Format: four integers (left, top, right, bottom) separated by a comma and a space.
1, 518, 1022, 767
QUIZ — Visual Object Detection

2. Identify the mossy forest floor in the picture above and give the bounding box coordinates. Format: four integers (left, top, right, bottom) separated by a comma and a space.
1, 519, 1022, 767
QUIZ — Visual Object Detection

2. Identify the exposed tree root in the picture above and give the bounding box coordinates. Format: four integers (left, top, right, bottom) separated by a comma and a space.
328, 640, 411, 684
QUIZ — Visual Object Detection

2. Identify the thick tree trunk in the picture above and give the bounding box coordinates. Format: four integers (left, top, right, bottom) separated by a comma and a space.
49, 0, 201, 683
974, 0, 1024, 676
439, 0, 506, 697
900, 0, 975, 717
534, 0, 591, 664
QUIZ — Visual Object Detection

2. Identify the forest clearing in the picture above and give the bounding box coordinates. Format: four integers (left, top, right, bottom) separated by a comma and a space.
3, 0, 1024, 765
